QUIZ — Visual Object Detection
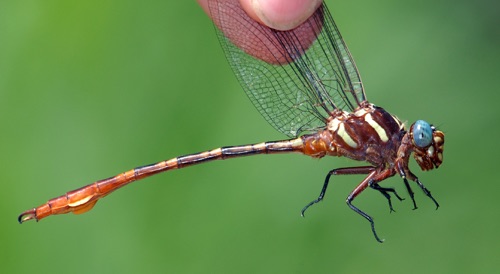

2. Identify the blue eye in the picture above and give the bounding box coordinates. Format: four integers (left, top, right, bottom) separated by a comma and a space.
413, 120, 432, 148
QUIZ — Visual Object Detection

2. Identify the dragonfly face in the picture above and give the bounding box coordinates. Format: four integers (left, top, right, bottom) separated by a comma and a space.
409, 121, 445, 171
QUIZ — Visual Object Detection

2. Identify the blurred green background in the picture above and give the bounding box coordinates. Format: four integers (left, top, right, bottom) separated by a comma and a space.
1, 0, 499, 273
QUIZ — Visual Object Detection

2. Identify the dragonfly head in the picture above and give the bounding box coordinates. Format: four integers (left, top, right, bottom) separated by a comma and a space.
409, 120, 445, 171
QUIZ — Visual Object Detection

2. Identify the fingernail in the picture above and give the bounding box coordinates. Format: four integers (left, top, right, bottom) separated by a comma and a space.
252, 0, 322, 30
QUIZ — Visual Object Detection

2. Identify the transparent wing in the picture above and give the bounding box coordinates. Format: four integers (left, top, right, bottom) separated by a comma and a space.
209, 0, 365, 137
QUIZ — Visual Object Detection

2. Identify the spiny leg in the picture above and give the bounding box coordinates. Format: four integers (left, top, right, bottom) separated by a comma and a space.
300, 170, 333, 217
406, 171, 439, 209
402, 177, 417, 209
369, 183, 404, 213
347, 197, 382, 243
346, 170, 383, 243
301, 166, 374, 217
401, 170, 439, 210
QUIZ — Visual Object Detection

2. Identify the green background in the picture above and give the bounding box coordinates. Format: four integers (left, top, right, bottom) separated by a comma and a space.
1, 0, 499, 273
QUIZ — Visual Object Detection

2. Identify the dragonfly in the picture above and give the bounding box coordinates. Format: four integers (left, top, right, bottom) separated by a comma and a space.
18, 0, 445, 242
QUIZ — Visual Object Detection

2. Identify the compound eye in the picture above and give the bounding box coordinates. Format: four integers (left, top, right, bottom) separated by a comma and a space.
413, 120, 432, 148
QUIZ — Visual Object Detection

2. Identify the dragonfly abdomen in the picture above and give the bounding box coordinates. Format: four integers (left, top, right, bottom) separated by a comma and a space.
17, 138, 306, 223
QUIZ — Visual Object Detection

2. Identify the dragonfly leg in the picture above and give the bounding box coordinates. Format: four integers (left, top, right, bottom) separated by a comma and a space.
301, 166, 374, 217
346, 170, 383, 243
401, 176, 418, 210
369, 183, 404, 213
405, 171, 439, 210
346, 197, 382, 243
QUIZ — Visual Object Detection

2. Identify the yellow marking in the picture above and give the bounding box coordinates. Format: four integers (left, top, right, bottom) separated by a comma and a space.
68, 195, 93, 208
338, 123, 358, 148
166, 158, 179, 168
72, 200, 97, 214
291, 138, 304, 149
427, 146, 435, 157
328, 118, 341, 132
124, 170, 136, 180
254, 143, 266, 150
434, 136, 443, 144
437, 152, 443, 162
354, 108, 367, 117
365, 114, 389, 142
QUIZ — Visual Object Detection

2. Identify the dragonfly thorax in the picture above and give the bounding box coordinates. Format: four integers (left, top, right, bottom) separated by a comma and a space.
318, 102, 405, 167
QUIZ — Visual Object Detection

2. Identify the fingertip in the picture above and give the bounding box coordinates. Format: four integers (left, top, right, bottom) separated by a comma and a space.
240, 0, 266, 26
243, 0, 323, 31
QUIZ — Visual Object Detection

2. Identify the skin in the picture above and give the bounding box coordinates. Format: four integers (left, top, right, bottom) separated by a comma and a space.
197, 0, 323, 31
